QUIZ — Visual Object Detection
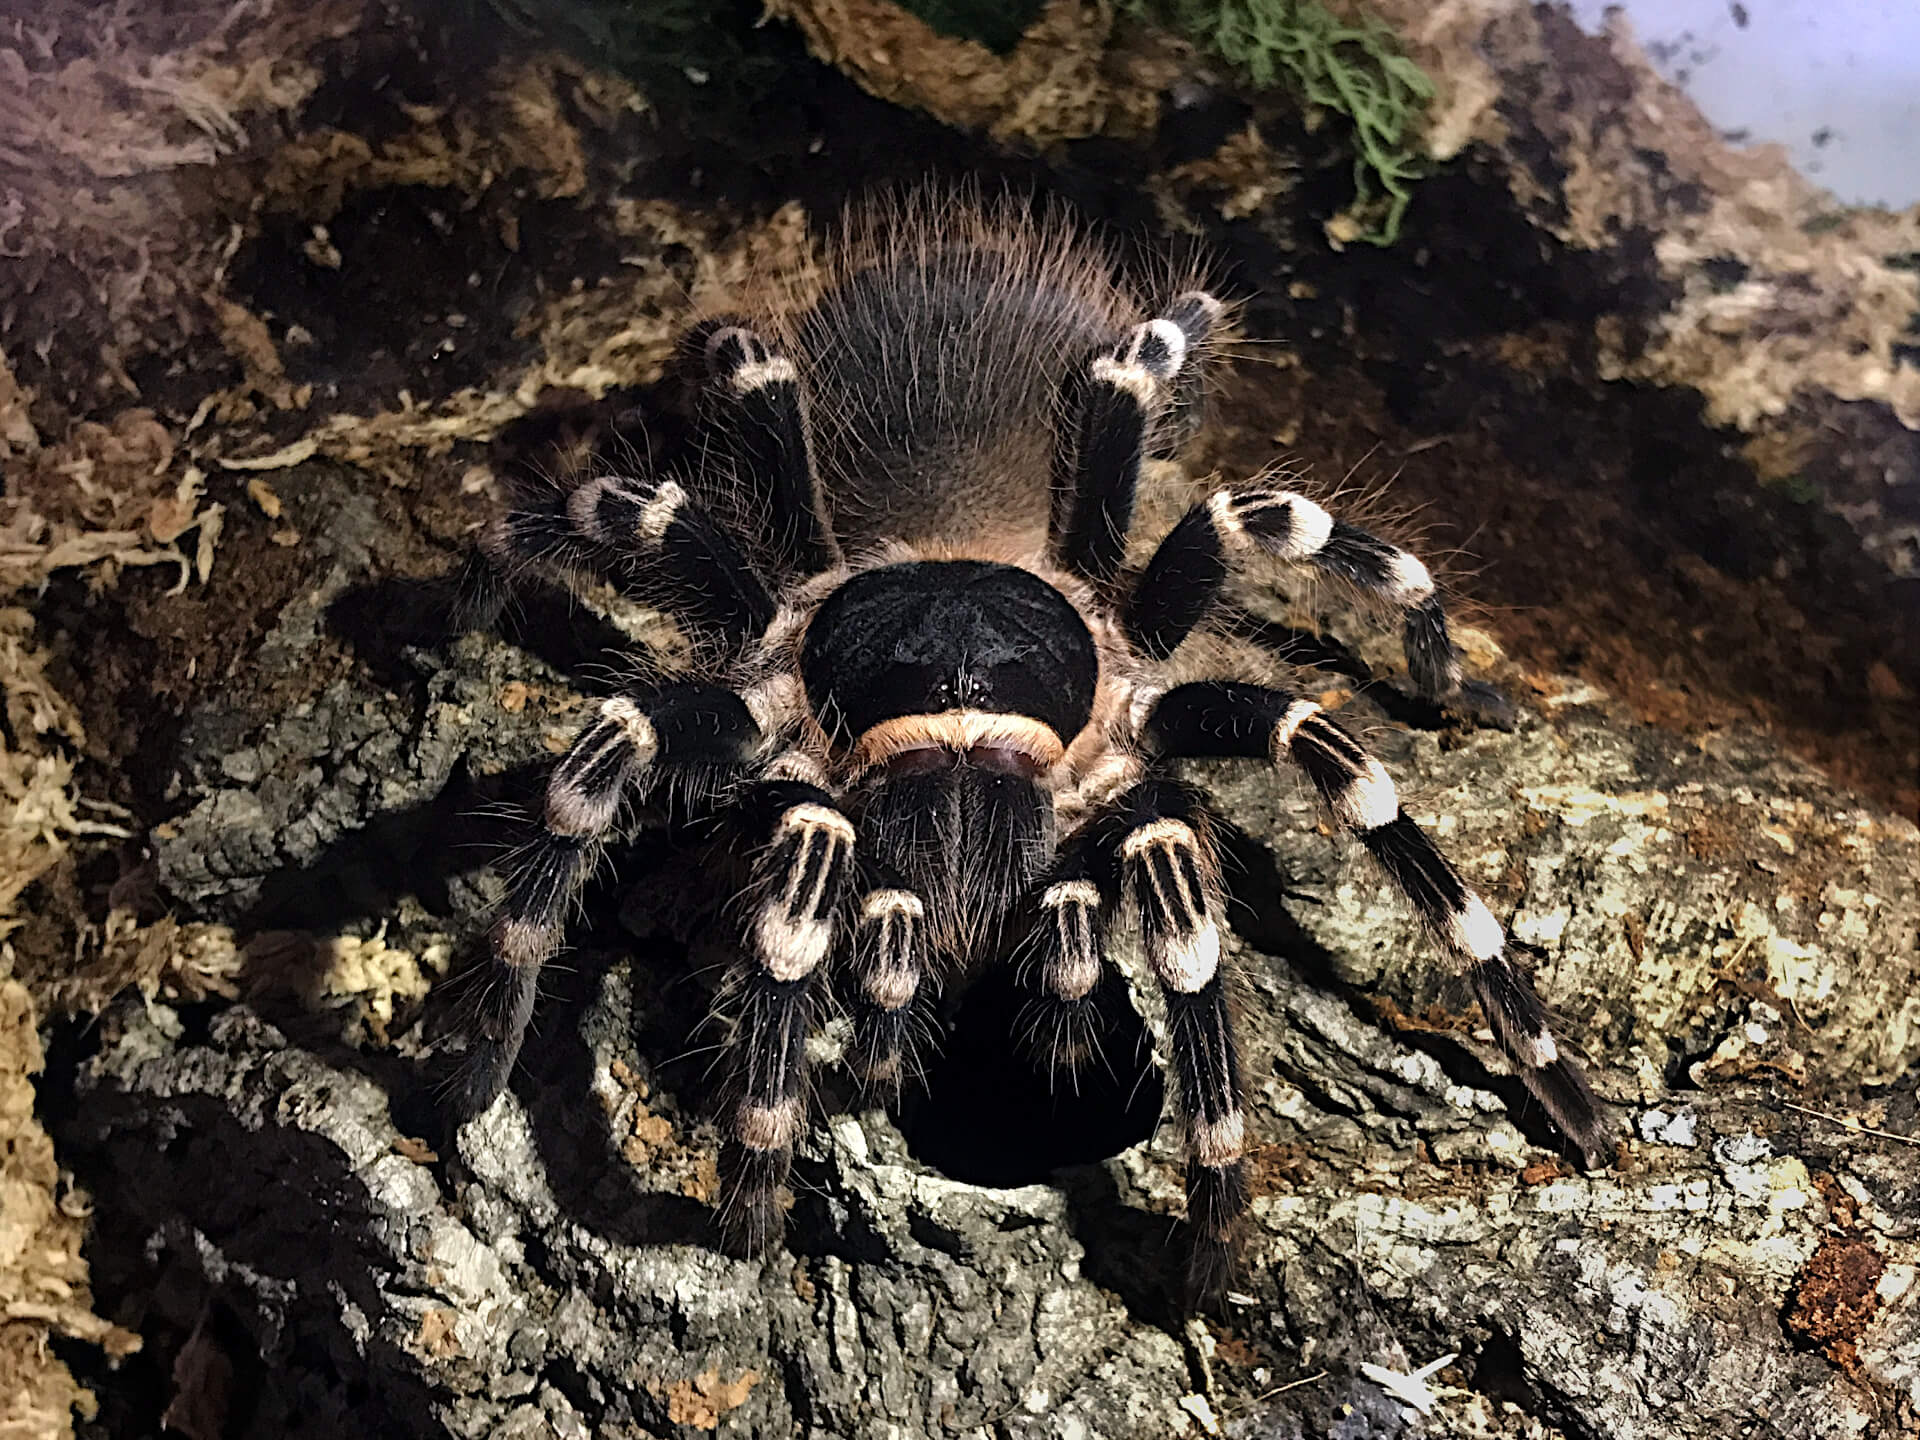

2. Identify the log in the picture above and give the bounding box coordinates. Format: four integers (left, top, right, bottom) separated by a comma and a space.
61, 452, 1920, 1437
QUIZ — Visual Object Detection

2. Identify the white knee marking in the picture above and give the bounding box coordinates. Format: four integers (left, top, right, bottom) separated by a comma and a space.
1207, 490, 1252, 552
495, 916, 556, 968
863, 963, 919, 1012
860, 888, 922, 923
1269, 492, 1333, 561
1173, 291, 1225, 329
756, 805, 853, 981
1040, 881, 1104, 998
705, 325, 762, 370
737, 1097, 801, 1151
1515, 1028, 1560, 1067
1156, 918, 1221, 993
732, 355, 798, 393
1384, 550, 1436, 604
1447, 895, 1506, 963
598, 698, 659, 760
1089, 354, 1160, 407
1047, 944, 1102, 1002
1270, 700, 1323, 760
858, 890, 921, 1010
635, 480, 687, 545
566, 476, 623, 541
1189, 1109, 1246, 1167
1221, 490, 1333, 561
779, 803, 854, 844
1041, 879, 1101, 910
1330, 757, 1401, 832
754, 907, 833, 982
763, 750, 828, 787
545, 779, 621, 837
1137, 318, 1188, 379
1120, 817, 1199, 857
741, 669, 806, 740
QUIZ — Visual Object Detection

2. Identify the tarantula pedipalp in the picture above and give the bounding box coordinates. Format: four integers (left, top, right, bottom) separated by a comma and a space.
454, 195, 1610, 1292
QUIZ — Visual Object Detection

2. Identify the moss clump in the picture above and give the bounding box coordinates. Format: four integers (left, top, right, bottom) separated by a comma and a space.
1126, 0, 1433, 244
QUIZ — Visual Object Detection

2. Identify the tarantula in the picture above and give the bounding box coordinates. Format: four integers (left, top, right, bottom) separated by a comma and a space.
453, 194, 1608, 1291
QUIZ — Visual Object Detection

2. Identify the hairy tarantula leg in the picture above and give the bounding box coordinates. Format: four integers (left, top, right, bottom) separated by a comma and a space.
489, 472, 778, 648
704, 326, 838, 575
1016, 826, 1120, 1087
1126, 485, 1474, 706
847, 885, 930, 1097
1145, 681, 1610, 1164
453, 684, 760, 1118
1113, 779, 1248, 1302
1055, 293, 1223, 584
719, 782, 856, 1253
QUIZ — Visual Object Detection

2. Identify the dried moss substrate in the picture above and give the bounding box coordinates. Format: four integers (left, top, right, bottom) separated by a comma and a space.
0, 1, 801, 1432
2, 0, 1918, 1436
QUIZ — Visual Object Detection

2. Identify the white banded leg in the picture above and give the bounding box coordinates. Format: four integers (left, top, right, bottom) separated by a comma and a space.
848, 886, 930, 1095
704, 325, 837, 575
1113, 781, 1248, 1299
486, 469, 776, 650
719, 783, 856, 1253
455, 685, 759, 1116
1126, 483, 1476, 708
1017, 843, 1120, 1086
1144, 681, 1609, 1163
1056, 293, 1223, 584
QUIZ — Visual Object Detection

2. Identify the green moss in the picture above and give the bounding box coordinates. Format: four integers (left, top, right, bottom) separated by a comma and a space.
1125, 0, 1433, 244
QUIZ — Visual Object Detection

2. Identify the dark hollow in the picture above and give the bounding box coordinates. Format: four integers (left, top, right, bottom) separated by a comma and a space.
896, 965, 1164, 1187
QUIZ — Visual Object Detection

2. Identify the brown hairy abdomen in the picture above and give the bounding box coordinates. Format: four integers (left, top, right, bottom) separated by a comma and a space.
780, 205, 1141, 557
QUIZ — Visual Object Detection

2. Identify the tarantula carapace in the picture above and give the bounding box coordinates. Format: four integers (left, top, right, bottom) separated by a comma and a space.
454, 195, 1609, 1293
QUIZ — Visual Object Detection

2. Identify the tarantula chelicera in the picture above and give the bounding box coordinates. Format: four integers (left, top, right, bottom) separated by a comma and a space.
454, 195, 1608, 1290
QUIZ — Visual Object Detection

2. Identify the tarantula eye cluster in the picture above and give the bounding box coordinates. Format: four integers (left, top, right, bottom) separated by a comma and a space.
451, 193, 1608, 1297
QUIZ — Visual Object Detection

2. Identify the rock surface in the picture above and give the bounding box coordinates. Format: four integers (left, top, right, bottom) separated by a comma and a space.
60, 452, 1920, 1436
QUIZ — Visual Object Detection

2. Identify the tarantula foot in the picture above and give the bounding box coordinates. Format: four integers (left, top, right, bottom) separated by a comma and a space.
848, 1020, 913, 1100
1446, 676, 1519, 732
1016, 988, 1111, 1089
1182, 1160, 1249, 1311
717, 1139, 791, 1256
445, 1049, 514, 1126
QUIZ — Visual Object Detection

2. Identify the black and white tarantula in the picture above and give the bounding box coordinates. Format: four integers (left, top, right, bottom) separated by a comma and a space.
455, 194, 1609, 1290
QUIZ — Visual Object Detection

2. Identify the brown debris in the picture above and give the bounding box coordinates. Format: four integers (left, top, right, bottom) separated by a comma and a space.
207, 296, 306, 414
1358, 0, 1920, 584
1787, 1237, 1888, 1366
0, 977, 141, 1440
416, 1308, 461, 1360
661, 1367, 761, 1430
0, 351, 38, 459
253, 51, 618, 224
